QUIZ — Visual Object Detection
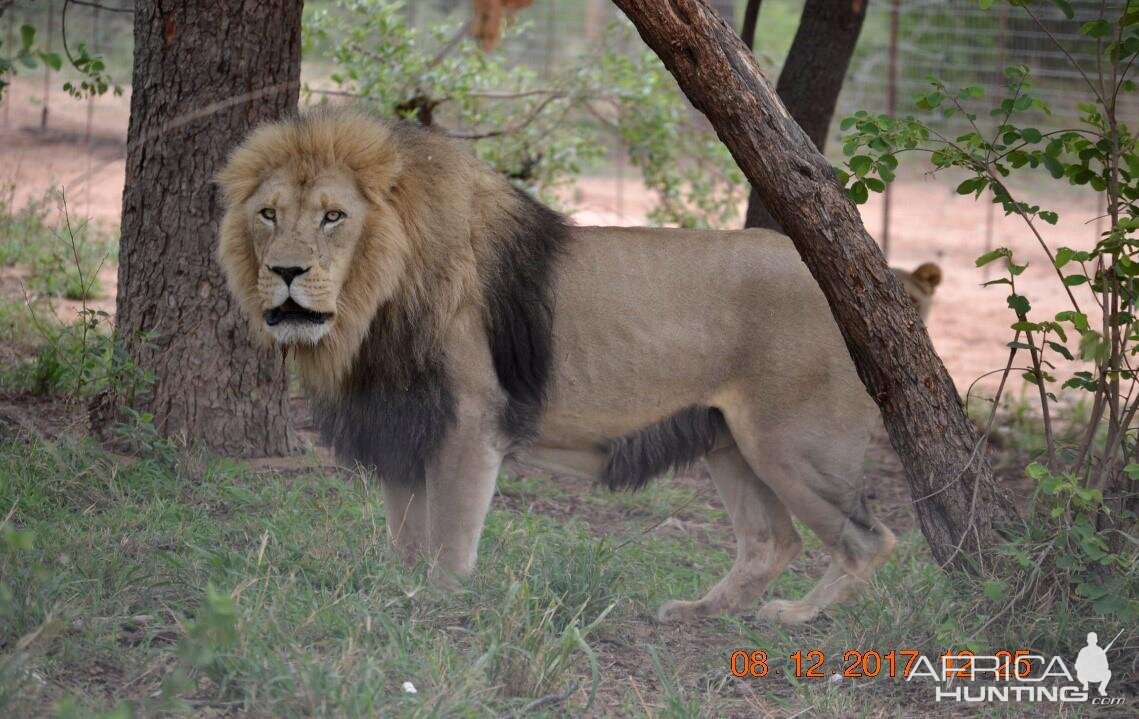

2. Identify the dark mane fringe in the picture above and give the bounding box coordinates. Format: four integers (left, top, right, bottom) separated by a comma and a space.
484, 186, 571, 445
312, 306, 455, 486
601, 407, 725, 491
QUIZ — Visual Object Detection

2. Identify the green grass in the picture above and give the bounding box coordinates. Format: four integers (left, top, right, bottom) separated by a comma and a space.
1, 430, 1130, 718
0, 189, 116, 302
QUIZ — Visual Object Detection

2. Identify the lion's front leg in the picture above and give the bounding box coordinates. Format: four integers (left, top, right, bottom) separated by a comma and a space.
381, 478, 427, 566
425, 410, 504, 584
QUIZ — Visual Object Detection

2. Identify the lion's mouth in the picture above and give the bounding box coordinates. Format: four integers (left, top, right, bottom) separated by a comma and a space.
264, 298, 333, 327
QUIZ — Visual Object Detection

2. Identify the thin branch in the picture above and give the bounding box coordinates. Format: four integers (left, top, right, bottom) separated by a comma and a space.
1023, 4, 1104, 104
464, 89, 564, 100
64, 0, 131, 13
429, 19, 473, 68
445, 92, 563, 139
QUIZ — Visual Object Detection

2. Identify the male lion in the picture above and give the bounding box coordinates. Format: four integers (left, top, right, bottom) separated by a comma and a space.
216, 110, 896, 624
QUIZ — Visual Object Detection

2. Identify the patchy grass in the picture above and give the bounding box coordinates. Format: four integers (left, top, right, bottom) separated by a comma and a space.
2, 430, 1132, 718
0, 189, 116, 302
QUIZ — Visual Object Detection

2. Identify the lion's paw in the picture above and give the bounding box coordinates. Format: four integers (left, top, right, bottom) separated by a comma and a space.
757, 599, 820, 625
426, 566, 464, 592
656, 599, 714, 624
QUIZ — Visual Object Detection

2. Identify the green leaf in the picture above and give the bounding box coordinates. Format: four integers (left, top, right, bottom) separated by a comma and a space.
1056, 310, 1090, 332
1039, 210, 1059, 225
957, 177, 986, 195
39, 52, 62, 71
1063, 274, 1089, 286
850, 155, 873, 178
1080, 19, 1112, 38
19, 24, 35, 52
976, 247, 1011, 267
1042, 155, 1065, 179
1047, 341, 1074, 360
1020, 127, 1043, 143
849, 180, 868, 204
864, 177, 886, 193
1055, 247, 1075, 268
1052, 0, 1074, 19
1008, 294, 1031, 316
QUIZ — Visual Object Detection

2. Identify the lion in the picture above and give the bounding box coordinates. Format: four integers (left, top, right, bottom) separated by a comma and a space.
216, 109, 897, 625
892, 262, 942, 323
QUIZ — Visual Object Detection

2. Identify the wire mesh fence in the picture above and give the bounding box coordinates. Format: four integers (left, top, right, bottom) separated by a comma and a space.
2, 0, 1133, 231
840, 0, 1138, 139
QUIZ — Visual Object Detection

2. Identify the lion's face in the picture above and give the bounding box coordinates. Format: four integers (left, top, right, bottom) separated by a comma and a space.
239, 168, 369, 346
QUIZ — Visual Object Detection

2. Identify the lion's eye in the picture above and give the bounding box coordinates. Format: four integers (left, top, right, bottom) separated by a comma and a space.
259, 208, 276, 222
322, 210, 345, 225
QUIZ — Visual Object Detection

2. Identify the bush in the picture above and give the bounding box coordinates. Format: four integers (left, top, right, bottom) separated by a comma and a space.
838, 0, 1139, 621
0, 188, 115, 301
304, 0, 744, 228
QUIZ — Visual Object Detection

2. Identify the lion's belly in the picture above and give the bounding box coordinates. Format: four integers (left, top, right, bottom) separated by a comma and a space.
532, 226, 831, 449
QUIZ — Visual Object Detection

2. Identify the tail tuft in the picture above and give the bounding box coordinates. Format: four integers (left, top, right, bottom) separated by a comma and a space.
601, 406, 724, 491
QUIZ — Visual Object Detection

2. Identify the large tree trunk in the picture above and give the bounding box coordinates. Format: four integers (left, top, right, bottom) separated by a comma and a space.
612, 0, 1019, 572
90, 0, 303, 457
744, 0, 867, 230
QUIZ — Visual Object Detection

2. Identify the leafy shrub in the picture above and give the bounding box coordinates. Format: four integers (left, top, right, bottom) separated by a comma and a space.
304, 0, 744, 227
838, 0, 1139, 621
0, 188, 115, 301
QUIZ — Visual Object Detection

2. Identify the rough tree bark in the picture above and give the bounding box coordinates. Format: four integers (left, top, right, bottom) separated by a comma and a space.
89, 0, 303, 456
744, 0, 867, 230
612, 0, 1019, 572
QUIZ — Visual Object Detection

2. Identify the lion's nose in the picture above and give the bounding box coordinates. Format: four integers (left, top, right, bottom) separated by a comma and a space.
268, 265, 310, 286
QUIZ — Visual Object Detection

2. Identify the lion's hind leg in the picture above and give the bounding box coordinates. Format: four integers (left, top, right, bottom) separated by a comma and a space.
758, 519, 895, 625
657, 444, 802, 623
726, 411, 895, 625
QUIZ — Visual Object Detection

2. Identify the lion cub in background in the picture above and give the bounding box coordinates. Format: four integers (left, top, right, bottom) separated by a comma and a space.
892, 262, 942, 322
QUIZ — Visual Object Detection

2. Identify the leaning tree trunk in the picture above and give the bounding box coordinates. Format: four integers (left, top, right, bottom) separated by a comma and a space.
90, 0, 303, 457
612, 0, 1019, 572
744, 0, 867, 230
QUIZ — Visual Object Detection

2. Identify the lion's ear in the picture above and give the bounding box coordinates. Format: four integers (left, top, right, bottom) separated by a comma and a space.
912, 262, 943, 290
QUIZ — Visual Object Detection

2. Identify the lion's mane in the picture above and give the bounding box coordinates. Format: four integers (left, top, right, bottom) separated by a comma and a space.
216, 110, 569, 481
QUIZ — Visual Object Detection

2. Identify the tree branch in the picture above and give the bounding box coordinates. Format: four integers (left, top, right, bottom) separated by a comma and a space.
612, 0, 1018, 572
